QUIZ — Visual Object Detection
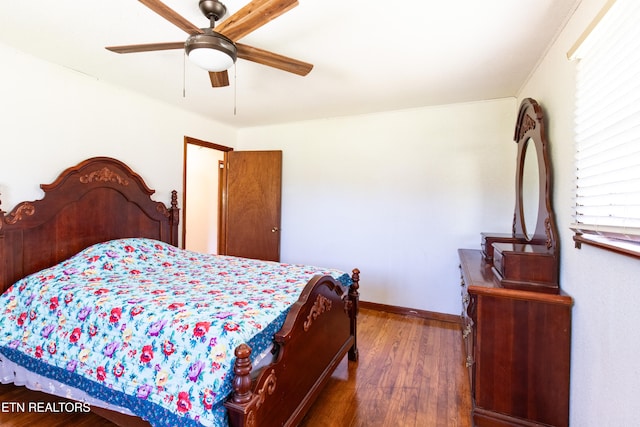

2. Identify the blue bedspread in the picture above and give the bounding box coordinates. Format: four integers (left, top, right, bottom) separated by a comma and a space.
0, 238, 350, 426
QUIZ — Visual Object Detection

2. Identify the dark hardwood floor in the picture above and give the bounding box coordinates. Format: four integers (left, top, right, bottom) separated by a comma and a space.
299, 308, 472, 427
0, 308, 472, 427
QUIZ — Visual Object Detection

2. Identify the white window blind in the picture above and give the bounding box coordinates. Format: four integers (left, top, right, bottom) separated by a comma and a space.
571, 0, 640, 248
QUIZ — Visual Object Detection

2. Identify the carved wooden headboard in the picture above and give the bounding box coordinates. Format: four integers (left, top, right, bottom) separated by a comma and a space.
0, 157, 179, 293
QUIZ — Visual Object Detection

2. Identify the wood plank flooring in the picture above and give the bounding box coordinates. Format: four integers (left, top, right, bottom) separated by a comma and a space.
0, 308, 472, 427
299, 308, 472, 427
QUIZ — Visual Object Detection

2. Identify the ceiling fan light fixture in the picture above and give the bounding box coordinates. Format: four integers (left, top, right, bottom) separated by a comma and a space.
185, 30, 237, 72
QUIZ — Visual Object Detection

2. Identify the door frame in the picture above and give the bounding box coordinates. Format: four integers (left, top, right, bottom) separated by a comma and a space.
182, 136, 233, 250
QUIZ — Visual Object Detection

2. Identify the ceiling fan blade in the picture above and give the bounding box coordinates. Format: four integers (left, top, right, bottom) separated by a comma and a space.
138, 0, 203, 35
106, 42, 184, 54
237, 43, 312, 76
216, 0, 298, 41
209, 71, 230, 87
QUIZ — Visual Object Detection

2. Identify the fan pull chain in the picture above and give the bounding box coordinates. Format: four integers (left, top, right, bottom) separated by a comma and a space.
233, 64, 237, 116
182, 52, 187, 98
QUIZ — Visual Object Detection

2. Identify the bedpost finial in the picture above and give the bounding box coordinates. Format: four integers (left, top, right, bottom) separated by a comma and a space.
351, 268, 360, 291
235, 343, 252, 359
231, 344, 253, 404
170, 190, 178, 209
169, 190, 180, 245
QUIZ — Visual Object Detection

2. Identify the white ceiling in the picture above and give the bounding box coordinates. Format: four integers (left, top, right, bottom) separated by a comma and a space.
0, 0, 580, 127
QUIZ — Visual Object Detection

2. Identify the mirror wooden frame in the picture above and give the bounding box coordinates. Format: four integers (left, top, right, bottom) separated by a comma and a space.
513, 98, 558, 248
482, 98, 560, 293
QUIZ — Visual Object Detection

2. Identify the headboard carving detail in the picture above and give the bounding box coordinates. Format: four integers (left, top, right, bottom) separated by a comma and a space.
5, 202, 35, 225
79, 166, 130, 186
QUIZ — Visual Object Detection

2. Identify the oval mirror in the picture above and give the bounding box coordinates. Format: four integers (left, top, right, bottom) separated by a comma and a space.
521, 137, 540, 240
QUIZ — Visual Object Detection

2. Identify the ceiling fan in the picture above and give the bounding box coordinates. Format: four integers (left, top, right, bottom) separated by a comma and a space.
106, 0, 313, 87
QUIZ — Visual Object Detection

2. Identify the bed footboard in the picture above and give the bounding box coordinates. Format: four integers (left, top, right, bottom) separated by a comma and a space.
225, 268, 360, 427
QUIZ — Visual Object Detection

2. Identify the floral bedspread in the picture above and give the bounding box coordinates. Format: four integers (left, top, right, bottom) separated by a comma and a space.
0, 238, 351, 427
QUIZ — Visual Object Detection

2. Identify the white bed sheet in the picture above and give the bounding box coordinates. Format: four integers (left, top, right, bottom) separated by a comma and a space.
0, 353, 136, 415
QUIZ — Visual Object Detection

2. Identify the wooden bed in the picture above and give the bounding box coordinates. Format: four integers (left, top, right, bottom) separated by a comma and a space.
0, 156, 360, 427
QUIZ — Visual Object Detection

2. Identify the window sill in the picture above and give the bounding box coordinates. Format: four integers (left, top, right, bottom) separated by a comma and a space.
573, 233, 640, 259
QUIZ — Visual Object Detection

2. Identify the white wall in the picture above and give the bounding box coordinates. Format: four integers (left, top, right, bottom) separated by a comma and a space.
0, 42, 236, 219
237, 100, 516, 315
518, 0, 640, 425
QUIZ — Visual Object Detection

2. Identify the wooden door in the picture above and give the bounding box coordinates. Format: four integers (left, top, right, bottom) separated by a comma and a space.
219, 150, 282, 261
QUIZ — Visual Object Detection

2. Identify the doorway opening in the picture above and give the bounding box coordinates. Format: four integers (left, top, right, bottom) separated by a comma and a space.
182, 136, 232, 253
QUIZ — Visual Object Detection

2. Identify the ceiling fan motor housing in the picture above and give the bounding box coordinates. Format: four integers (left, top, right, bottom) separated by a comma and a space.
199, 0, 227, 22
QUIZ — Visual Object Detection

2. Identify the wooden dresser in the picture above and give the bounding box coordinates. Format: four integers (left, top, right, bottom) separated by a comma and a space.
459, 249, 572, 427
459, 99, 573, 426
